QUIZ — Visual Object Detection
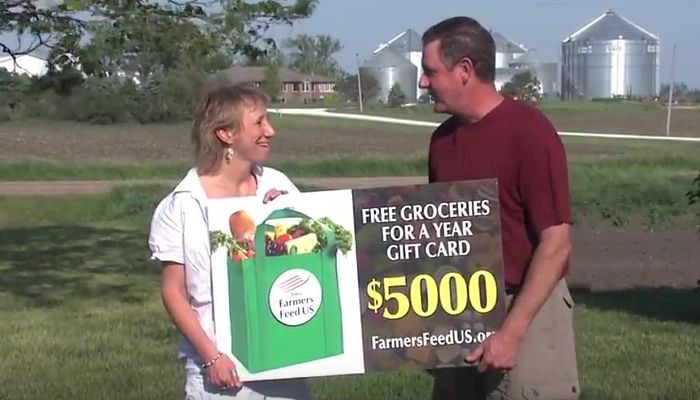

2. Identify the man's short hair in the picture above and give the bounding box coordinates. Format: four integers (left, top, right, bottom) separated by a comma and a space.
422, 16, 496, 82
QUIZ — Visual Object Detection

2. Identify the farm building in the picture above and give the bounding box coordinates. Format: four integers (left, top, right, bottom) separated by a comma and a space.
212, 66, 336, 103
508, 49, 559, 97
360, 46, 419, 104
365, 29, 423, 103
364, 27, 557, 102
561, 9, 661, 100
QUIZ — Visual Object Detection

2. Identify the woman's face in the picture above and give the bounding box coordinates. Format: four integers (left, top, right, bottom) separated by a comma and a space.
231, 102, 275, 164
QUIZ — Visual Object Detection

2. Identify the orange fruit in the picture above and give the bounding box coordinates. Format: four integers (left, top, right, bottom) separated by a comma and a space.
229, 210, 256, 240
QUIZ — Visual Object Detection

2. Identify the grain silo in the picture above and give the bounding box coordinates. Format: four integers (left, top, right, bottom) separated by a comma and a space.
491, 30, 527, 69
561, 9, 660, 100
360, 48, 417, 103
373, 29, 424, 101
509, 49, 559, 97
494, 68, 516, 92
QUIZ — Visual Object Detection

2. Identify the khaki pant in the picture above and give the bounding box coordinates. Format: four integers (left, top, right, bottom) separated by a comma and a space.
431, 279, 580, 400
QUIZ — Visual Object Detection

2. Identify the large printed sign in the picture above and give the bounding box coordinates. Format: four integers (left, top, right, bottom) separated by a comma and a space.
207, 179, 507, 382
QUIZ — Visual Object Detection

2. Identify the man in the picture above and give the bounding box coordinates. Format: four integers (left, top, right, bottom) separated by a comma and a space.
420, 17, 580, 400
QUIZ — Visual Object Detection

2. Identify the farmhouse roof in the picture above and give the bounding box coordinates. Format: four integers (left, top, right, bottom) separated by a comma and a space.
214, 66, 336, 84
373, 29, 423, 54
563, 9, 659, 42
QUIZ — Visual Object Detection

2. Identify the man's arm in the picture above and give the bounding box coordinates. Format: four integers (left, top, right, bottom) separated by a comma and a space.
499, 223, 571, 341
466, 114, 572, 371
465, 223, 571, 371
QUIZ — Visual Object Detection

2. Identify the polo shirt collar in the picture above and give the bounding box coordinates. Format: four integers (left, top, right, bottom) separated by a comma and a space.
171, 164, 265, 201
172, 167, 207, 202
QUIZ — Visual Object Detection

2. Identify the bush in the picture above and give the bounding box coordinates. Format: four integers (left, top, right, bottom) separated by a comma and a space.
59, 77, 132, 124
687, 172, 700, 233
322, 93, 342, 106
0, 107, 11, 122
1, 64, 203, 124
388, 83, 407, 107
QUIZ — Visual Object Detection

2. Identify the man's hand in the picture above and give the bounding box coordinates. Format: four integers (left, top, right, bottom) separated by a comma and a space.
465, 329, 522, 373
263, 188, 288, 203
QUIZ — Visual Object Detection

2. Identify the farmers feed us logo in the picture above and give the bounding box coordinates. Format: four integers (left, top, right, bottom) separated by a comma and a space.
269, 269, 322, 326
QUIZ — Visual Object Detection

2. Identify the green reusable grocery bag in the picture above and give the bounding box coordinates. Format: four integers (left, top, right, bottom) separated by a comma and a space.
227, 207, 344, 373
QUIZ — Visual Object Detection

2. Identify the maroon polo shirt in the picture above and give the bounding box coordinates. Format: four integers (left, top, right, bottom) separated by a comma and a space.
428, 97, 572, 287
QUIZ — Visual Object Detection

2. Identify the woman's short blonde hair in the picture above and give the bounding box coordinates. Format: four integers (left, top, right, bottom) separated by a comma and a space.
190, 83, 270, 173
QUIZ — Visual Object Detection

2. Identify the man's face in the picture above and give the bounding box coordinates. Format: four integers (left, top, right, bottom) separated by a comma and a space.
419, 40, 464, 114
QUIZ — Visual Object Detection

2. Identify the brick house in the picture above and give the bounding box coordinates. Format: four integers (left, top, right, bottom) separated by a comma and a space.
213, 66, 336, 103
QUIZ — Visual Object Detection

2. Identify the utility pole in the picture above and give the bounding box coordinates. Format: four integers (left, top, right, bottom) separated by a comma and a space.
665, 44, 676, 137
356, 52, 363, 113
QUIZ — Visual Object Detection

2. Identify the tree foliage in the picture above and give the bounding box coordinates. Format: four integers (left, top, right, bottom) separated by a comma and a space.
334, 73, 379, 103
688, 172, 700, 233
500, 70, 542, 104
262, 63, 281, 101
388, 82, 406, 107
660, 82, 700, 103
1, 0, 318, 69
244, 45, 287, 67
284, 34, 342, 78
689, 172, 700, 206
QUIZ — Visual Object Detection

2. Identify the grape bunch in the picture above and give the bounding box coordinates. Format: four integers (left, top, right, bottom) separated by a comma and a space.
265, 236, 288, 256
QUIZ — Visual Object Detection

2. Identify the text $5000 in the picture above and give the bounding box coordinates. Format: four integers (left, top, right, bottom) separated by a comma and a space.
366, 271, 498, 320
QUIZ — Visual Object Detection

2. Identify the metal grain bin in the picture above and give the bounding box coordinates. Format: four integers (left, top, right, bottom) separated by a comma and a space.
360, 48, 418, 103
561, 9, 660, 100
491, 30, 527, 69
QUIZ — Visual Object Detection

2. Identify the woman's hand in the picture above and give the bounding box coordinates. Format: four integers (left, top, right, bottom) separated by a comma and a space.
263, 188, 289, 203
205, 353, 242, 390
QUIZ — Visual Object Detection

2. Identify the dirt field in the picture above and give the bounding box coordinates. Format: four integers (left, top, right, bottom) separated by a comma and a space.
0, 117, 696, 164
545, 108, 700, 137
0, 118, 430, 163
569, 218, 699, 290
362, 103, 700, 137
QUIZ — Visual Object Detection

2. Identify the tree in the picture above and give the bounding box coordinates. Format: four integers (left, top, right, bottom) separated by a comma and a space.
284, 34, 342, 77
500, 70, 541, 104
388, 82, 406, 107
262, 63, 281, 101
243, 45, 287, 67
77, 10, 223, 82
1, 0, 318, 69
333, 72, 379, 104
660, 82, 688, 99
688, 172, 700, 233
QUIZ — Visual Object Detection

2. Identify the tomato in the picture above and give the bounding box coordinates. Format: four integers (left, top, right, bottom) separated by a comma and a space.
231, 249, 248, 262
277, 233, 293, 243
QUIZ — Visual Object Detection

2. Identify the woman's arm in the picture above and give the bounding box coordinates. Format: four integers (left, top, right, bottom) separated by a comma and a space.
161, 262, 241, 388
161, 262, 218, 362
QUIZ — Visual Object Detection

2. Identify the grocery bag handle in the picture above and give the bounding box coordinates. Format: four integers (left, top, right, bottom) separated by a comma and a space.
253, 207, 337, 260
261, 207, 310, 222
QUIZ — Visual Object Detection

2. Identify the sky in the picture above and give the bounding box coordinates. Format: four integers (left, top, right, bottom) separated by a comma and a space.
2, 0, 698, 88
267, 0, 700, 88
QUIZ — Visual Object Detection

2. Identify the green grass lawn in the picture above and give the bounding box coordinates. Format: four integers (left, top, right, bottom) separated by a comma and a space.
0, 190, 698, 399
2, 131, 698, 229
0, 156, 429, 181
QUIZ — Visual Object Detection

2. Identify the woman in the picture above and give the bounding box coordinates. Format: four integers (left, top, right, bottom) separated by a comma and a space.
148, 84, 310, 399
